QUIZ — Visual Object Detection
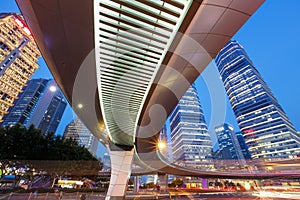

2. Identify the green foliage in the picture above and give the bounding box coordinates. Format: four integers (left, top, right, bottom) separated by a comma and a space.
0, 124, 96, 160
169, 178, 183, 187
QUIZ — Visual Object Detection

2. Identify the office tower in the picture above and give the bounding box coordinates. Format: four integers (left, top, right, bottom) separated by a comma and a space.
215, 123, 244, 160
102, 153, 111, 171
215, 40, 300, 159
1, 79, 48, 127
235, 131, 251, 159
0, 13, 40, 122
37, 84, 67, 134
214, 123, 248, 169
1, 79, 67, 134
64, 118, 99, 156
170, 83, 213, 167
141, 175, 158, 185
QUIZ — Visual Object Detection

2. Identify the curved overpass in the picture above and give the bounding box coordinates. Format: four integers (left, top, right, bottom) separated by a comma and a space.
16, 0, 265, 199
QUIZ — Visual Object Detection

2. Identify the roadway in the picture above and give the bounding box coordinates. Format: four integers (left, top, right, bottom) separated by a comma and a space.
2, 191, 300, 200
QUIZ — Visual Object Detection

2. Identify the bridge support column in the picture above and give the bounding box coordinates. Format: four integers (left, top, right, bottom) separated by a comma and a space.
106, 144, 134, 200
158, 173, 168, 192
134, 176, 139, 193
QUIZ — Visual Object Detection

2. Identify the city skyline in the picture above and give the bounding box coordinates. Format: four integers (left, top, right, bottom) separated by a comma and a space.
0, 1, 299, 149
1, 1, 299, 198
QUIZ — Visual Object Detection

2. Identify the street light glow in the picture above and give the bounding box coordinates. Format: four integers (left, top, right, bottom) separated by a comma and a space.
157, 141, 166, 150
49, 86, 57, 92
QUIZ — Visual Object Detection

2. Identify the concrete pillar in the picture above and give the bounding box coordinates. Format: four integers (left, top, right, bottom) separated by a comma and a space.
134, 176, 139, 193
106, 146, 134, 200
158, 174, 168, 192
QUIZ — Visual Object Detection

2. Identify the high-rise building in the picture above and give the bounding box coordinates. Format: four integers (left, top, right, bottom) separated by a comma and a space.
1, 78, 48, 127
102, 153, 111, 171
215, 123, 244, 161
235, 131, 251, 159
169, 84, 213, 168
213, 123, 249, 169
64, 118, 99, 156
1, 78, 67, 134
0, 13, 40, 122
37, 85, 67, 134
215, 40, 300, 159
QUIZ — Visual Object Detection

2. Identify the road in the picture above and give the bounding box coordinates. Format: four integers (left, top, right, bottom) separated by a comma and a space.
126, 191, 300, 200
1, 191, 300, 200
0, 192, 105, 200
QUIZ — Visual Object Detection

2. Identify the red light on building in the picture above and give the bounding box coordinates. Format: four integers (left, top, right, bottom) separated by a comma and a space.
23, 27, 31, 36
14, 18, 24, 28
244, 129, 254, 134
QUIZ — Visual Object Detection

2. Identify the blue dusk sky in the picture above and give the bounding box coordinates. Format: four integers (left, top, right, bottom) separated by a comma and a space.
0, 1, 300, 148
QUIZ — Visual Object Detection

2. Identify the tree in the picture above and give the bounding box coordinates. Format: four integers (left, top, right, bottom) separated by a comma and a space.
0, 125, 103, 177
169, 178, 183, 188
0, 124, 97, 160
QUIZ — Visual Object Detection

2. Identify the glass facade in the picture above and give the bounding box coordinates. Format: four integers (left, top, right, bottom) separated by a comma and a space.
235, 131, 252, 159
215, 123, 245, 160
1, 79, 67, 135
64, 118, 99, 156
215, 40, 300, 159
0, 13, 40, 122
102, 153, 111, 171
169, 84, 212, 167
1, 78, 48, 127
38, 90, 66, 134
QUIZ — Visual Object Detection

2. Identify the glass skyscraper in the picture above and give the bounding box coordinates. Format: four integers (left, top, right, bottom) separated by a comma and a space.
1, 78, 67, 134
169, 83, 212, 167
37, 85, 67, 134
215, 123, 245, 161
0, 13, 40, 122
102, 152, 111, 171
215, 40, 300, 159
1, 78, 48, 127
235, 131, 251, 159
64, 118, 99, 156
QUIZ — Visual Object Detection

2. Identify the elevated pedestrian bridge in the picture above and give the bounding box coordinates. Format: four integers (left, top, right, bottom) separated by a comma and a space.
16, 0, 265, 199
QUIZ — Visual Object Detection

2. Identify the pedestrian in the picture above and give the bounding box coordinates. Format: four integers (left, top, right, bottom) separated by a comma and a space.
33, 190, 38, 199
80, 193, 86, 200
54, 189, 59, 198
59, 191, 63, 200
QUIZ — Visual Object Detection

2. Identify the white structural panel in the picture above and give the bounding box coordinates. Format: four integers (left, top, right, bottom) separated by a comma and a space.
94, 0, 193, 146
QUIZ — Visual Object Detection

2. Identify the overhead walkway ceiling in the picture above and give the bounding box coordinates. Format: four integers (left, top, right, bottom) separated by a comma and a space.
16, 0, 265, 176
94, 0, 194, 146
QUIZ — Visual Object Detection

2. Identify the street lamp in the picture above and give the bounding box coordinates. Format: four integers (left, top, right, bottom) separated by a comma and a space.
49, 86, 57, 92
157, 141, 166, 150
